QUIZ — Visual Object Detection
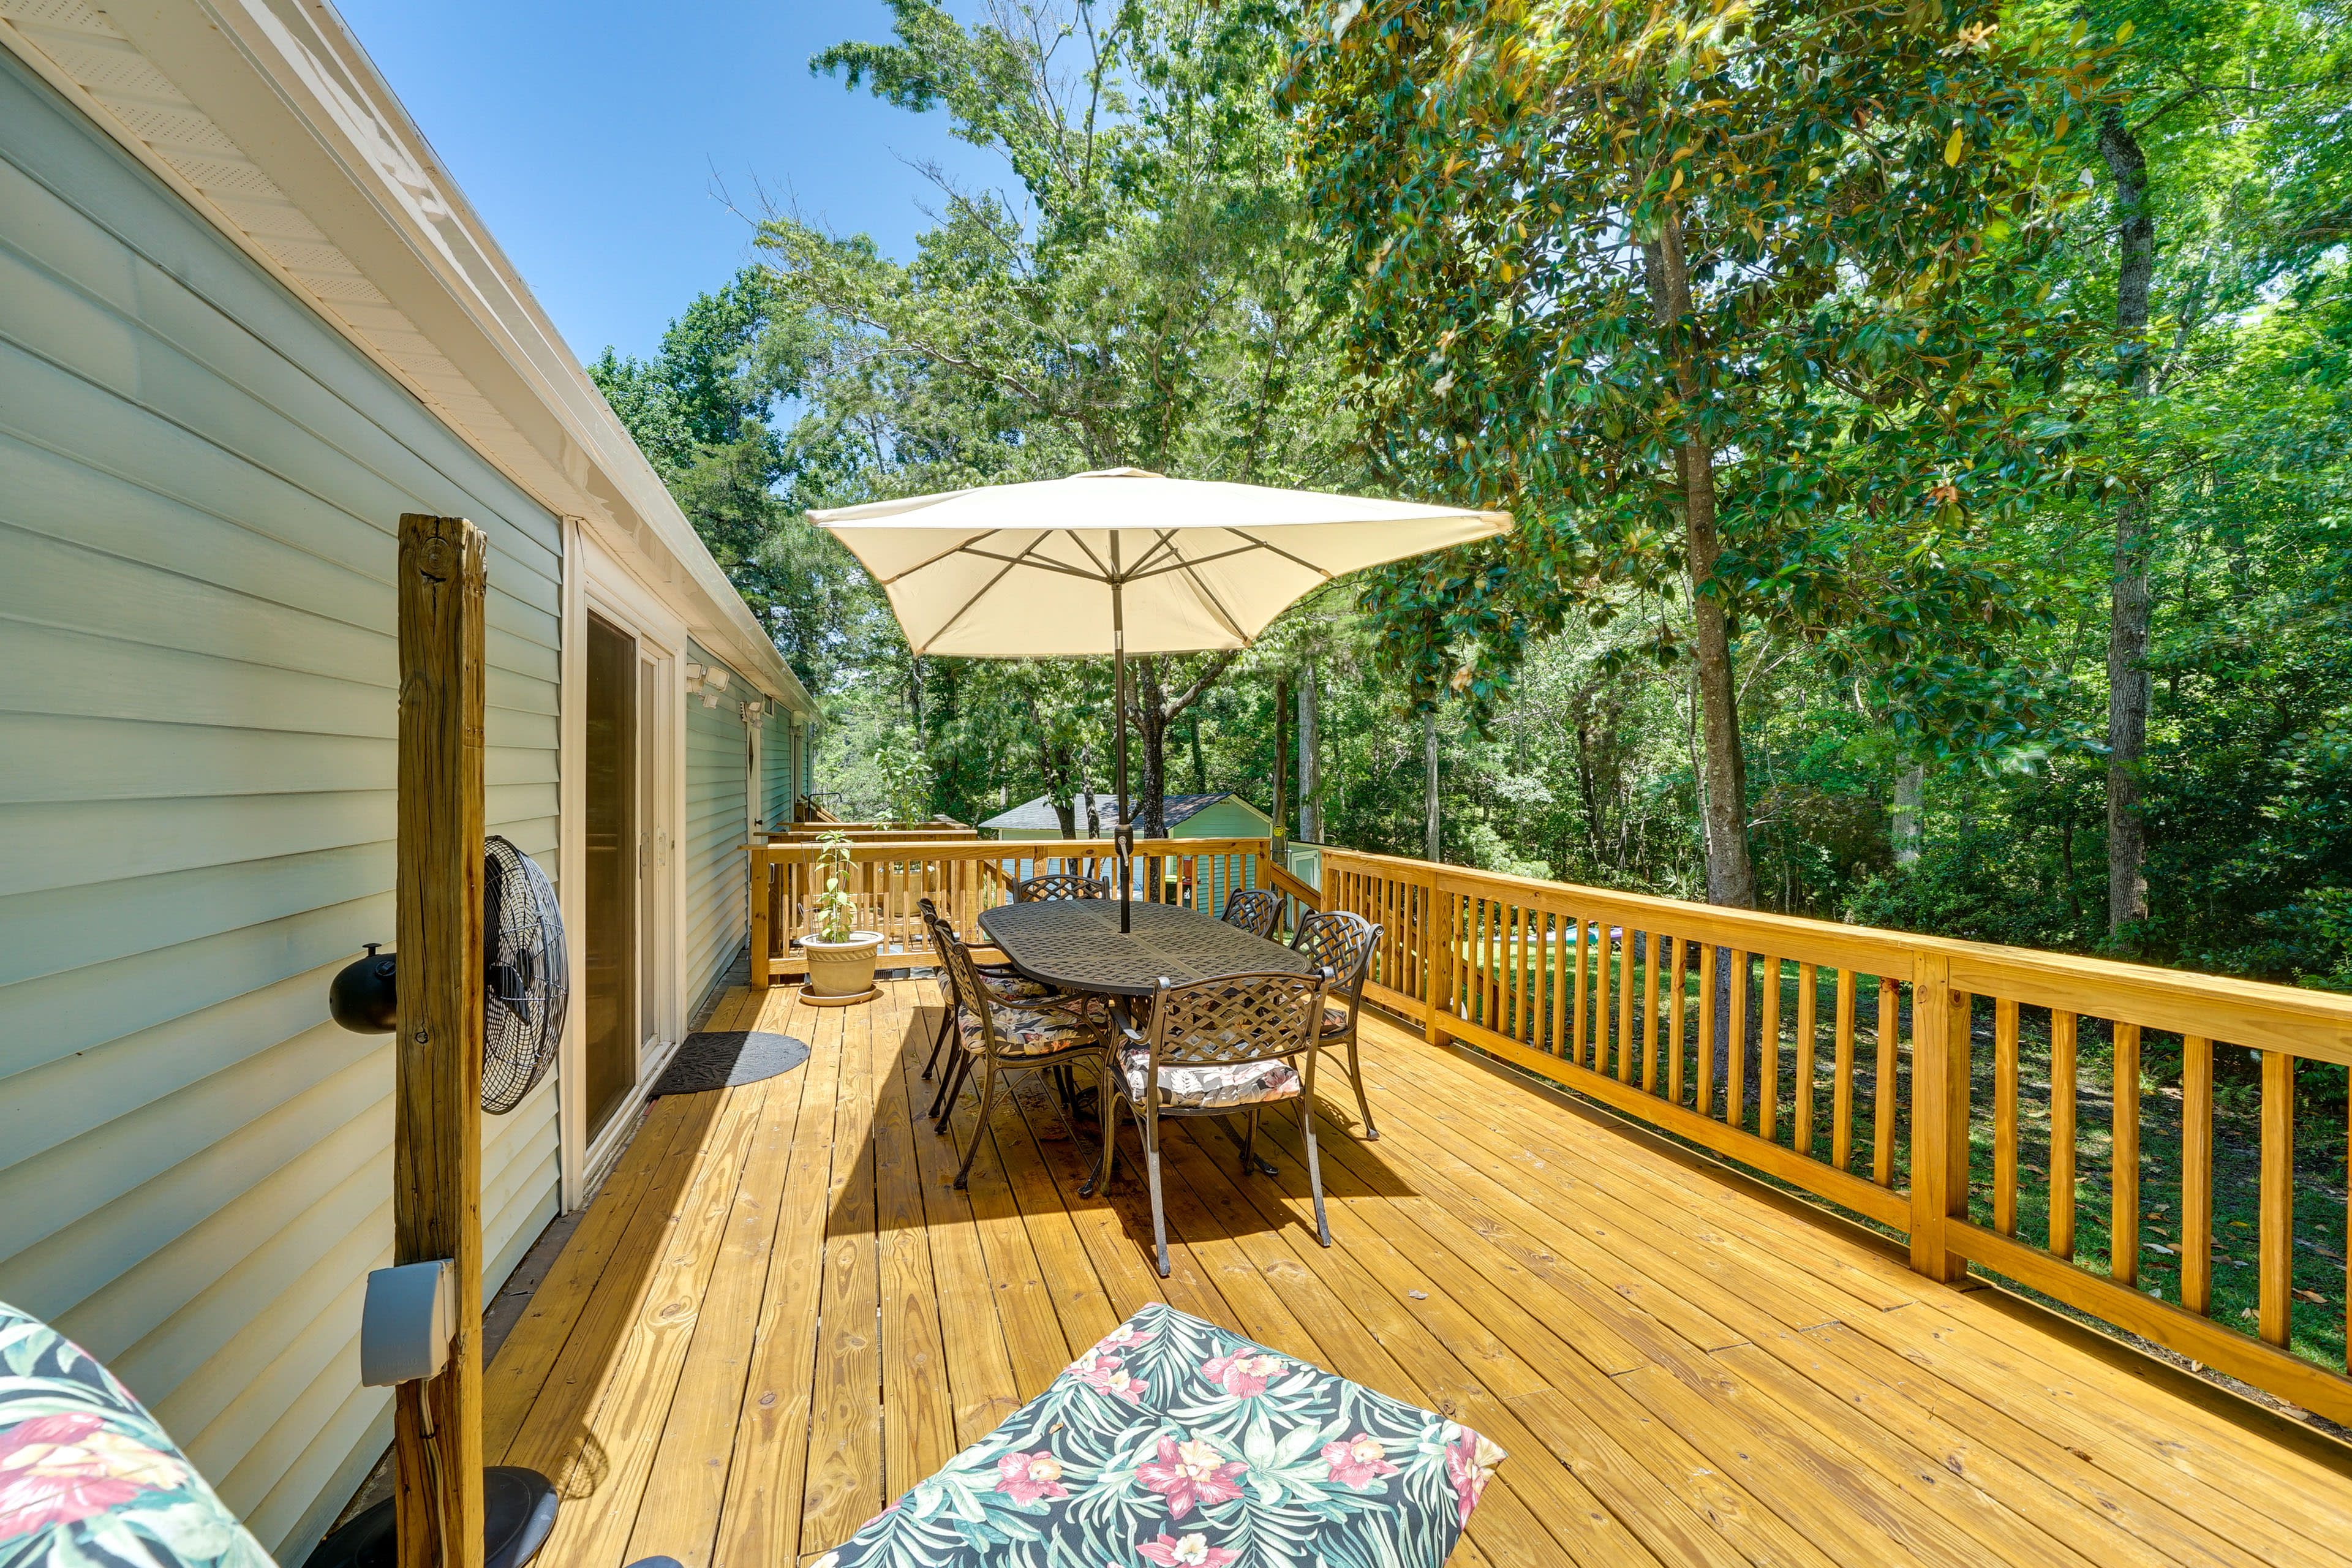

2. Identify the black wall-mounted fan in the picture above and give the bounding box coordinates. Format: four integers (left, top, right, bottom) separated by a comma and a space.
328, 835, 570, 1117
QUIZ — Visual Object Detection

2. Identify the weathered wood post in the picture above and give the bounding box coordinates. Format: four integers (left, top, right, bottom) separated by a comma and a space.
749, 842, 771, 992
394, 514, 487, 1568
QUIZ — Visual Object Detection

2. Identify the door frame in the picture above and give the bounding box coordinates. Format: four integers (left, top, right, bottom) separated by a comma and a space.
559, 523, 690, 1206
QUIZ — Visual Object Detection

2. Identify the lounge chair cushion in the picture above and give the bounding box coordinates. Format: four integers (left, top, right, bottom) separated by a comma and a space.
0, 1302, 275, 1568
810, 1300, 1502, 1568
1118, 1045, 1302, 1109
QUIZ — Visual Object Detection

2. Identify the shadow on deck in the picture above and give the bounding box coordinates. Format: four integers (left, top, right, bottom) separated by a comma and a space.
480, 978, 2352, 1568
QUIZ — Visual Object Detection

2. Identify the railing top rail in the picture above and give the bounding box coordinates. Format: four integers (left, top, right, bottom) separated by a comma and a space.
1318, 844, 2352, 1054
753, 835, 1272, 863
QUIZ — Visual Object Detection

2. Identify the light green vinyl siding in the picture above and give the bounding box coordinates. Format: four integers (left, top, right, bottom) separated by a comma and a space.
761, 707, 794, 828
0, 50, 557, 1566
1174, 798, 1272, 840
683, 641, 751, 1008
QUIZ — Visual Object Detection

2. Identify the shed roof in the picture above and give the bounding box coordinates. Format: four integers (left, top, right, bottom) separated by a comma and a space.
981, 790, 1254, 835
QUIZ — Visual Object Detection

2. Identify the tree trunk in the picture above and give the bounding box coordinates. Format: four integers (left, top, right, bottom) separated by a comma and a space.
1271, 674, 1290, 846
1424, 706, 1441, 862
1647, 214, 1757, 908
2098, 107, 2157, 942
1297, 661, 1321, 843
1189, 710, 1207, 793
1135, 657, 1170, 839
1893, 766, 1924, 868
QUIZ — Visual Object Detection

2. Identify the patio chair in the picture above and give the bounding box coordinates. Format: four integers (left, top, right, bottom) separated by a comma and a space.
1014, 871, 1110, 901
914, 896, 1052, 1088
1093, 967, 1336, 1277
1294, 908, 1385, 1141
933, 927, 1111, 1188
1219, 886, 1282, 940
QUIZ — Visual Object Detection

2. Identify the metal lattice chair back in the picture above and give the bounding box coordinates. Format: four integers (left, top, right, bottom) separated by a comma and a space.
1016, 872, 1110, 902
935, 927, 996, 1036
1219, 888, 1282, 940
1294, 910, 1377, 998
1147, 970, 1329, 1069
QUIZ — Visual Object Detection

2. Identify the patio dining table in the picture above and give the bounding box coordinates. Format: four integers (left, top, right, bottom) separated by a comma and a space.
977, 896, 1315, 997
978, 897, 1317, 1178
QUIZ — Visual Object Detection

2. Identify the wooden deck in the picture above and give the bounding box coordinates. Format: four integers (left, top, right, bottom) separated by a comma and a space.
484, 978, 2352, 1568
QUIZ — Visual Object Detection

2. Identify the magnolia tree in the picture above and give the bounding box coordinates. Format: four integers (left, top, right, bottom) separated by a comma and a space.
1289, 0, 2113, 906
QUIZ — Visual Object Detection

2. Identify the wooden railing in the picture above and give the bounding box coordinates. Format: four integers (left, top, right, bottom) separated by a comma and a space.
747, 835, 1277, 987
742, 829, 2352, 1423
1313, 845, 2352, 1428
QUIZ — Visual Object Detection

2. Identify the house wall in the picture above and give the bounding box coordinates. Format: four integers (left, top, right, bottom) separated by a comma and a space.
0, 50, 559, 1564
683, 641, 752, 1010
761, 704, 795, 828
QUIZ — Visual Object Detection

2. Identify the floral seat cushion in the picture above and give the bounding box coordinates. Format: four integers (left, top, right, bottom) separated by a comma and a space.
959, 1003, 1095, 1058
1118, 1047, 1301, 1111
1320, 1005, 1355, 1035
976, 970, 1054, 1005
812, 1301, 1501, 1568
1, 1300, 275, 1568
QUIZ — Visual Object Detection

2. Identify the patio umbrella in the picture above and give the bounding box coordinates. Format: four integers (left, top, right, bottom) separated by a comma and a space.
810, 467, 1511, 929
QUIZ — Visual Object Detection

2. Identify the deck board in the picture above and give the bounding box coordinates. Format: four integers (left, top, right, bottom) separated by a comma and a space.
491, 978, 2352, 1568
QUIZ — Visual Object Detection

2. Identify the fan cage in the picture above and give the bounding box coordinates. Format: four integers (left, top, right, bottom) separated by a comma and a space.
482, 834, 568, 1115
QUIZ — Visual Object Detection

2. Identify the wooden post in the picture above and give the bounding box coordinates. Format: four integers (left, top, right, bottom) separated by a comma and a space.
394, 514, 486, 1568
1907, 952, 1970, 1284
749, 843, 770, 992
1425, 878, 1455, 1047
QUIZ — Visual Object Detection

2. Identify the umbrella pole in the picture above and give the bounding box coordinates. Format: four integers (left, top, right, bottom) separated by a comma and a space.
1112, 560, 1131, 935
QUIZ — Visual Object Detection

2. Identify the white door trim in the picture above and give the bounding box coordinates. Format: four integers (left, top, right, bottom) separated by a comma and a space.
560, 528, 692, 1205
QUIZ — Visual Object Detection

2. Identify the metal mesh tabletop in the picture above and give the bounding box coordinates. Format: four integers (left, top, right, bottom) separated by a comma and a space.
978, 898, 1313, 997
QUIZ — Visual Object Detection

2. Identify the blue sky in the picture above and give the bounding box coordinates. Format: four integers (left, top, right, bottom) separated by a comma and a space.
336, 0, 999, 363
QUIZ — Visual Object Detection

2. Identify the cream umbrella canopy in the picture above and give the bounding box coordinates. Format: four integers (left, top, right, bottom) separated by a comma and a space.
810, 467, 1512, 928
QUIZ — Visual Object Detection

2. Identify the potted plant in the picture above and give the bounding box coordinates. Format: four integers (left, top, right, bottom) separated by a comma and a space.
802, 831, 882, 999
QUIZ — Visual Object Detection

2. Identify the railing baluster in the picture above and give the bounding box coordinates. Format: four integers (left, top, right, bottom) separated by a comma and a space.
2260, 1050, 2294, 1347
1760, 956, 1781, 1144
1664, 937, 1684, 1102
1640, 932, 1661, 1091
1570, 913, 1589, 1066
1795, 961, 1818, 1156
1875, 976, 1901, 1188
2182, 1035, 2213, 1313
2114, 1022, 2141, 1287
1833, 968, 1856, 1174
1994, 997, 2019, 1235
1549, 913, 1567, 1057
1697, 943, 1719, 1119
2051, 1009, 2077, 1260
1727, 948, 1749, 1129
1617, 928, 1639, 1084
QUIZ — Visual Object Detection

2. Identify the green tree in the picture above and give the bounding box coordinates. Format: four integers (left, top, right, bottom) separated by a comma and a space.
767, 0, 1356, 832
1289, 0, 2110, 907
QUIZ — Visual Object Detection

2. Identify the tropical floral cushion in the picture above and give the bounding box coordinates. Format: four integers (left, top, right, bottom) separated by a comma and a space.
959, 1003, 1095, 1058
1118, 1047, 1302, 1110
976, 970, 1055, 1005
810, 1301, 1501, 1568
0, 1301, 275, 1568
1320, 1005, 1355, 1036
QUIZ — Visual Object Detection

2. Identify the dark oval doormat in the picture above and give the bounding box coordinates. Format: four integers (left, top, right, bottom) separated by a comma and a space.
650, 1030, 810, 1096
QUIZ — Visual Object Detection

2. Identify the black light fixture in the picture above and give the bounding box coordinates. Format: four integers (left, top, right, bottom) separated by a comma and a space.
328, 943, 398, 1033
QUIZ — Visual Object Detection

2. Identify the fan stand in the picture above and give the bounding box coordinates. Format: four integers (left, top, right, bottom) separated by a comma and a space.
304, 1467, 557, 1568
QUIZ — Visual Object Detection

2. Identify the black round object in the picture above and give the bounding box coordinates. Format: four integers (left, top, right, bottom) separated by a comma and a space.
482, 835, 568, 1115
327, 944, 398, 1034
304, 1466, 558, 1568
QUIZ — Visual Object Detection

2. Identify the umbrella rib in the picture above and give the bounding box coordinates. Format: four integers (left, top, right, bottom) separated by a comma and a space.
1122, 541, 1274, 581
873, 529, 1012, 586
1155, 534, 1253, 645
1224, 528, 1338, 580
1060, 529, 1116, 581
1123, 529, 1190, 579
920, 551, 1033, 652
955, 546, 1112, 584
